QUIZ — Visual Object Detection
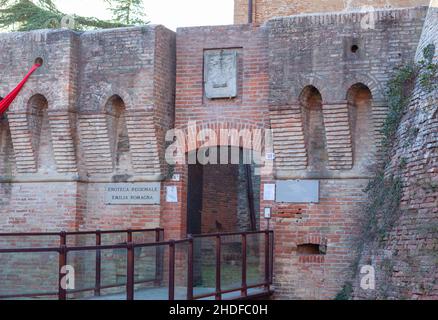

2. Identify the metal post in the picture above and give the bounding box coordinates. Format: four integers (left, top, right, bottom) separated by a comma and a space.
127, 229, 133, 243
58, 231, 67, 300
168, 240, 175, 300
155, 228, 162, 286
215, 235, 221, 300
187, 235, 194, 300
126, 242, 135, 300
241, 233, 247, 297
95, 230, 101, 296
264, 231, 270, 291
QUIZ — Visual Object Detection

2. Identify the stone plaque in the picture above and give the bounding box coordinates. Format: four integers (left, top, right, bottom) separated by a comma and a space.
276, 180, 319, 203
204, 49, 237, 99
105, 183, 161, 205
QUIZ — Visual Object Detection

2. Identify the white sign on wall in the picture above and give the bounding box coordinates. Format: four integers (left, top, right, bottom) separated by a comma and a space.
166, 186, 178, 203
263, 184, 276, 201
105, 183, 161, 205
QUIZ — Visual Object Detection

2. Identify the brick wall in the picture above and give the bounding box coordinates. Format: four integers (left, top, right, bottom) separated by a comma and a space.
201, 164, 239, 233
234, 0, 430, 24
352, 5, 438, 300
0, 5, 434, 300
0, 25, 175, 234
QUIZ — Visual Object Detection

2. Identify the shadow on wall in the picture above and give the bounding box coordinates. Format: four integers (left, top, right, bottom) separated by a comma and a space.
105, 95, 132, 175
347, 83, 374, 171
299, 85, 329, 173
0, 96, 16, 179
27, 94, 56, 174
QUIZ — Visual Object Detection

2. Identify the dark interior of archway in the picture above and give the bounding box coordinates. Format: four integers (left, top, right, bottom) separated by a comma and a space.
187, 146, 260, 235
187, 146, 261, 287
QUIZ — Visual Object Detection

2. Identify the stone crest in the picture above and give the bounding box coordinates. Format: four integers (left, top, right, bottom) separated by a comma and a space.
204, 49, 238, 99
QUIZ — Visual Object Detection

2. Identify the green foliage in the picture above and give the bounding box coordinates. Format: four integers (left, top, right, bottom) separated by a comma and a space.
362, 172, 403, 243
0, 0, 131, 31
418, 44, 438, 92
105, 0, 148, 25
380, 63, 418, 155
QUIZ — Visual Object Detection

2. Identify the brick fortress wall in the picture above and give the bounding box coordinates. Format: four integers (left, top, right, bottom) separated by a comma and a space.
234, 0, 430, 24
0, 6, 433, 299
352, 4, 438, 300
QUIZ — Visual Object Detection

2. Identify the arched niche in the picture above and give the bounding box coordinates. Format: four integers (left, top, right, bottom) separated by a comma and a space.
346, 83, 374, 170
27, 94, 56, 173
105, 95, 131, 172
299, 85, 329, 172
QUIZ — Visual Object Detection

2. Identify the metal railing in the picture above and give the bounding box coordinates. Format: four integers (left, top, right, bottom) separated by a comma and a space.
0, 229, 274, 300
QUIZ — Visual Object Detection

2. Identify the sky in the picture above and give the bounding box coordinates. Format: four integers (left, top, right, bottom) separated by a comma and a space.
56, 0, 234, 30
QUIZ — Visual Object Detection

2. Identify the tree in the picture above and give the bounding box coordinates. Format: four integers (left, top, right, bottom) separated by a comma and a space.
105, 0, 148, 25
0, 0, 128, 31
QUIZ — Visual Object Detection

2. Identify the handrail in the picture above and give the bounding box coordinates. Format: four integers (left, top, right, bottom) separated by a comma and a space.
0, 228, 163, 237
0, 229, 274, 300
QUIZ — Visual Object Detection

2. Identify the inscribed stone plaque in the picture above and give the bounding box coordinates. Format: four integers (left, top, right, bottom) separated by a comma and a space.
204, 49, 237, 99
275, 180, 319, 203
105, 183, 160, 205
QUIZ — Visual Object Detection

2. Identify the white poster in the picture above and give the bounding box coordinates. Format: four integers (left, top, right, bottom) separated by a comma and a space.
263, 184, 275, 201
166, 186, 178, 203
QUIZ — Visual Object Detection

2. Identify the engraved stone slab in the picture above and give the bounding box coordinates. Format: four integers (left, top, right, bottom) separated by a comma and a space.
275, 180, 319, 203
105, 183, 161, 205
204, 49, 237, 99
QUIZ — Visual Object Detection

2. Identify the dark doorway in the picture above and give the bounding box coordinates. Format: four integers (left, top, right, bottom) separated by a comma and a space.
186, 147, 260, 235
187, 163, 203, 235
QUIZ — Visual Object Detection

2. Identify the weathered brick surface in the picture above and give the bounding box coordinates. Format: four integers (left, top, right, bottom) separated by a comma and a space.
0, 25, 175, 234
234, 0, 430, 24
353, 5, 438, 300
0, 5, 435, 300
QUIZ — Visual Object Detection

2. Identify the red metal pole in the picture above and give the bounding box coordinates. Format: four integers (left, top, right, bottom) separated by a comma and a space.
215, 235, 221, 300
155, 228, 162, 286
58, 231, 67, 300
241, 233, 247, 297
168, 240, 175, 300
95, 230, 101, 296
264, 231, 270, 291
187, 235, 194, 300
126, 242, 135, 300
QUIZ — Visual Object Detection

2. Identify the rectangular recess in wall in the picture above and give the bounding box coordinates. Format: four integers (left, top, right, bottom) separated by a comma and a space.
275, 180, 319, 203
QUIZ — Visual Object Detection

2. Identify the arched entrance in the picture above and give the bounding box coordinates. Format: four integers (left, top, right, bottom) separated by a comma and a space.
186, 146, 260, 235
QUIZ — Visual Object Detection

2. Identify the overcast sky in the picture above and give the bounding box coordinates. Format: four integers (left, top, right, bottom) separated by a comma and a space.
56, 0, 234, 30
